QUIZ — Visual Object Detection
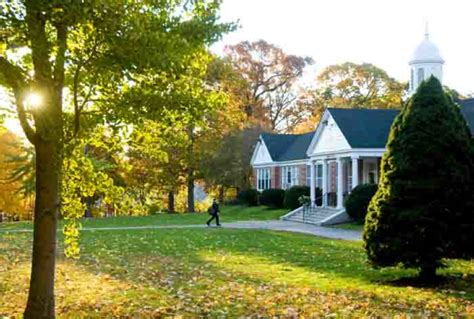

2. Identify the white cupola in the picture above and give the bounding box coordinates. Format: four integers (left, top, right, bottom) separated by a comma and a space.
408, 25, 444, 95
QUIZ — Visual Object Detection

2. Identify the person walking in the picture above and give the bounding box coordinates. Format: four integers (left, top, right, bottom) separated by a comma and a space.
206, 199, 221, 227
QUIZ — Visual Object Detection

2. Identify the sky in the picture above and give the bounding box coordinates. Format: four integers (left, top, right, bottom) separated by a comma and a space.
212, 0, 474, 95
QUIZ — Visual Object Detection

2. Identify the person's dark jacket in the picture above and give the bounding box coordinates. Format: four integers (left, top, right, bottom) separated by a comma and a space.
211, 201, 219, 214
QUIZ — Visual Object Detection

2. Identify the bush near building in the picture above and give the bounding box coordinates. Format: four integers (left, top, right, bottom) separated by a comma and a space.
260, 189, 285, 208
284, 186, 310, 210
237, 189, 260, 206
345, 184, 378, 222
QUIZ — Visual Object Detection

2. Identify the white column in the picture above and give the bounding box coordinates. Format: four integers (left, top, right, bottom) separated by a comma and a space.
351, 155, 359, 190
322, 159, 328, 207
309, 161, 315, 207
337, 157, 344, 209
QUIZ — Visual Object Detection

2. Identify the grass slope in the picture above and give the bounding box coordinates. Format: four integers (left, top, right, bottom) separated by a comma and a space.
0, 223, 473, 317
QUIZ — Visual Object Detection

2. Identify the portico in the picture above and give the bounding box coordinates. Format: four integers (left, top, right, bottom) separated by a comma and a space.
308, 153, 382, 208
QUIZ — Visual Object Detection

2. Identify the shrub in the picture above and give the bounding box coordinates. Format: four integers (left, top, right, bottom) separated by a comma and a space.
284, 186, 310, 210
345, 184, 378, 222
260, 189, 285, 208
237, 189, 259, 206
298, 195, 311, 206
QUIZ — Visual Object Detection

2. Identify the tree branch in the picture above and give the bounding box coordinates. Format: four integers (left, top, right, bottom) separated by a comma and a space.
0, 57, 37, 144
53, 23, 68, 102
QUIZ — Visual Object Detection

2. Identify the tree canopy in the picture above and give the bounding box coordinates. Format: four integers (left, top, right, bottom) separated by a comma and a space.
317, 62, 406, 109
224, 40, 313, 132
0, 1, 233, 317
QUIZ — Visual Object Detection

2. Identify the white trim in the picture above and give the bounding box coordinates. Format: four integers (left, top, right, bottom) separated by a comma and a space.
307, 109, 353, 157
309, 149, 386, 160
281, 165, 299, 190
306, 109, 331, 157
253, 159, 309, 168
256, 167, 272, 191
250, 136, 274, 166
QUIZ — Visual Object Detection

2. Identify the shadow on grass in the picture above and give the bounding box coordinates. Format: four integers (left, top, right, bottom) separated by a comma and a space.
3, 227, 473, 317
74, 228, 474, 302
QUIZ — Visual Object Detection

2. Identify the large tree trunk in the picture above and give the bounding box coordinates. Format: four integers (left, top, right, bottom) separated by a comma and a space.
168, 191, 175, 213
24, 139, 61, 319
187, 170, 195, 213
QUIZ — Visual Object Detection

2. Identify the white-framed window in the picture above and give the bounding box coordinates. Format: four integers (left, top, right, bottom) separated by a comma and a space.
281, 166, 298, 189
316, 164, 323, 189
306, 163, 323, 189
257, 168, 271, 191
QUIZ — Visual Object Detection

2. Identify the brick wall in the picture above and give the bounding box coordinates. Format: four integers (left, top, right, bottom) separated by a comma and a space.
298, 164, 307, 186
272, 166, 281, 189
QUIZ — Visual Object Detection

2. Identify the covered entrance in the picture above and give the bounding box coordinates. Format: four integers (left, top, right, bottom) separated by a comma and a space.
309, 155, 381, 209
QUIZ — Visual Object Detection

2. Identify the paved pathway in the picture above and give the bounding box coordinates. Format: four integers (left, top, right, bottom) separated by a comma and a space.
0, 220, 362, 241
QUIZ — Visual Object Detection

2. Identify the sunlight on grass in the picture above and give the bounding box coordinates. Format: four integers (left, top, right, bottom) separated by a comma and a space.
1, 227, 473, 317
0, 260, 175, 318
199, 250, 474, 316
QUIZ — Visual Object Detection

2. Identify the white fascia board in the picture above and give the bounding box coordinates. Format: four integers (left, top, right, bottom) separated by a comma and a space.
250, 135, 274, 166
309, 148, 386, 160
306, 109, 331, 157
253, 159, 309, 168
250, 138, 261, 166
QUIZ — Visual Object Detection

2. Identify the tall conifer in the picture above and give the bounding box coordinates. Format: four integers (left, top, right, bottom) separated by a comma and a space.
364, 76, 474, 280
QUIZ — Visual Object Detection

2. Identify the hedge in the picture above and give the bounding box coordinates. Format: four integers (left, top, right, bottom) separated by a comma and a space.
260, 189, 285, 208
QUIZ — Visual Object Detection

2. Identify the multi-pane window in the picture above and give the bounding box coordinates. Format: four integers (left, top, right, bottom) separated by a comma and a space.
306, 164, 323, 189
257, 168, 271, 191
316, 164, 323, 189
281, 166, 298, 189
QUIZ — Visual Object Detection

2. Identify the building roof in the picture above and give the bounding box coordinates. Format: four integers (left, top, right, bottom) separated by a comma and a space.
459, 98, 474, 134
259, 98, 474, 164
328, 108, 399, 148
261, 131, 314, 162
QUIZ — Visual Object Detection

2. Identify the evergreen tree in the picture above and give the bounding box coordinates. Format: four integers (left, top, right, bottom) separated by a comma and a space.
364, 76, 474, 280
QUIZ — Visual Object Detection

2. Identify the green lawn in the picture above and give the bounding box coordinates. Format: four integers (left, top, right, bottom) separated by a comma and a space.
0, 215, 473, 317
0, 205, 287, 231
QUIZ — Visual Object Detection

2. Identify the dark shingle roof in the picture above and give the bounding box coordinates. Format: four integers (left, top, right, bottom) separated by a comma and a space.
459, 98, 474, 134
260, 99, 474, 163
328, 108, 399, 148
261, 131, 314, 162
